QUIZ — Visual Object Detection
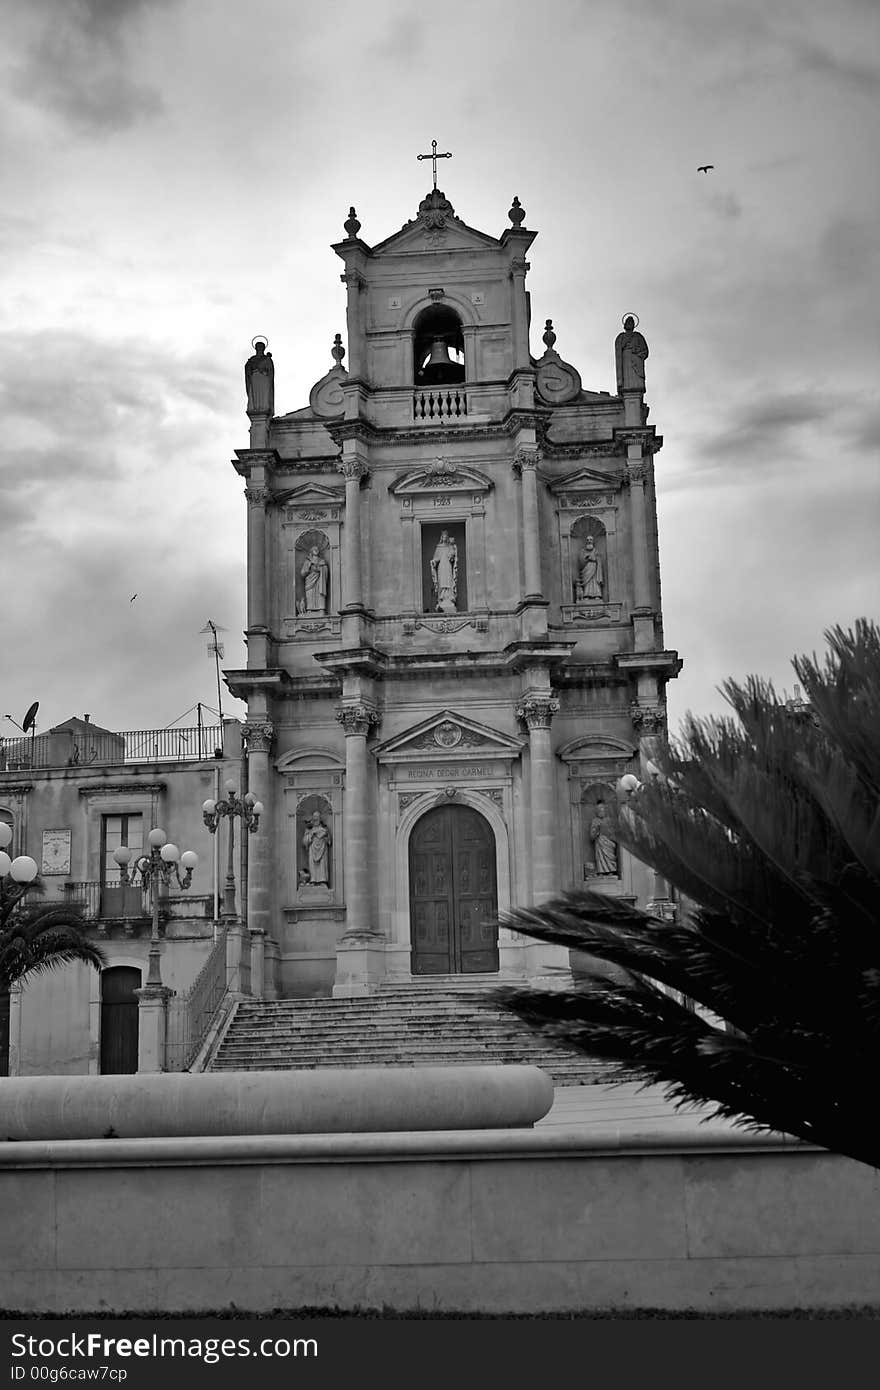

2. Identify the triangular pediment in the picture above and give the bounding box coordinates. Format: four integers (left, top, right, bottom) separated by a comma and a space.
375, 710, 524, 763
371, 216, 502, 257
550, 464, 619, 492
389, 461, 493, 496
277, 482, 345, 507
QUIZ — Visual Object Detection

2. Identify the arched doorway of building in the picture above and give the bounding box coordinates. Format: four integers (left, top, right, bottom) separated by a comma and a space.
409, 803, 498, 975
99, 966, 141, 1074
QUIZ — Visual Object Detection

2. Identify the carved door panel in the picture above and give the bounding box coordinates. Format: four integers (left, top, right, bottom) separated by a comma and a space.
409, 805, 498, 975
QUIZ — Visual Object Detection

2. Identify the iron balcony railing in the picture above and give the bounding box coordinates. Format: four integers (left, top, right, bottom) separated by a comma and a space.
62, 881, 148, 922
0, 724, 223, 771
165, 929, 229, 1072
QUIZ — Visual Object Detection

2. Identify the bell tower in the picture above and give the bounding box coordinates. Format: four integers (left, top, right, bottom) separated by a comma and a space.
228, 164, 681, 1000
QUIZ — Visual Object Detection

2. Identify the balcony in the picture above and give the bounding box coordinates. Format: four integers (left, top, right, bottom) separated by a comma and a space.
413, 387, 468, 422
61, 881, 213, 932
0, 723, 224, 772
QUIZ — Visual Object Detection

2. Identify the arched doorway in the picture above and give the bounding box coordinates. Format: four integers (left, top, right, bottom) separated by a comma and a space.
409, 804, 498, 975
100, 967, 141, 1074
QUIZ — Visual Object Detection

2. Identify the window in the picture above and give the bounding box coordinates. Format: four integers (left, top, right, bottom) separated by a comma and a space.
100, 814, 143, 885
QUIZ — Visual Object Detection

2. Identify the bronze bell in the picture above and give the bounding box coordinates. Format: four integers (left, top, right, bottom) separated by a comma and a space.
426, 337, 454, 369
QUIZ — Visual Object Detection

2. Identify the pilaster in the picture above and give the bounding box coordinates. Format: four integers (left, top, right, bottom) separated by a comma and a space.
135, 984, 173, 1073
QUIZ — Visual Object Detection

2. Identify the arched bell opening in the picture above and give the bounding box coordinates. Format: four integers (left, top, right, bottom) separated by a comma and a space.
413, 305, 465, 386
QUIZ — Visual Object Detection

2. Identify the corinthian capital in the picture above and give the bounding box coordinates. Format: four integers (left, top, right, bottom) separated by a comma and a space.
630, 702, 666, 735
242, 720, 275, 753
335, 704, 380, 737
513, 446, 541, 474
244, 486, 272, 508
338, 458, 369, 482
516, 696, 560, 730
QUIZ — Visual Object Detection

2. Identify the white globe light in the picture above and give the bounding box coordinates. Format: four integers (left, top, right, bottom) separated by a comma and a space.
148, 827, 166, 848
113, 845, 132, 866
160, 843, 180, 862
10, 856, 38, 883
617, 774, 641, 795
0, 851, 11, 878
224, 780, 237, 795
202, 799, 216, 814
180, 850, 198, 870
244, 792, 256, 807
0, 823, 11, 850
252, 801, 264, 816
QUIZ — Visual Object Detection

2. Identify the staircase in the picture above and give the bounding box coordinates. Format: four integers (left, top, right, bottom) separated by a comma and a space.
208, 980, 617, 1085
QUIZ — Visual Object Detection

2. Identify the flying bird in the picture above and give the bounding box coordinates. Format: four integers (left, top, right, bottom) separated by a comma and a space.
697, 165, 714, 173
129, 594, 138, 602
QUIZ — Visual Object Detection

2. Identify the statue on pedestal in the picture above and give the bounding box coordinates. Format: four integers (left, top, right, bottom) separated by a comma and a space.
301, 810, 332, 886
245, 340, 275, 416
615, 316, 648, 393
430, 531, 458, 614
575, 535, 604, 602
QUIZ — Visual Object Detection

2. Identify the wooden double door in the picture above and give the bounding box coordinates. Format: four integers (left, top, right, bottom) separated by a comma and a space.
409, 805, 499, 975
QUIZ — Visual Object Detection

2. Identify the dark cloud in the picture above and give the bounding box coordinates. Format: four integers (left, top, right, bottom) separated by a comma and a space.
10, 0, 174, 135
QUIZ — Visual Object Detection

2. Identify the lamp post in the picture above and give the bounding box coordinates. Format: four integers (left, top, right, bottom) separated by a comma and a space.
0, 822, 38, 927
616, 772, 676, 922
202, 781, 264, 922
113, 828, 198, 987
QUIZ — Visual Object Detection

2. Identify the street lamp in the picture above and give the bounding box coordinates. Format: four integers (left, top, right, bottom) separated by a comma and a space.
0, 823, 39, 926
113, 828, 198, 987
202, 781, 264, 922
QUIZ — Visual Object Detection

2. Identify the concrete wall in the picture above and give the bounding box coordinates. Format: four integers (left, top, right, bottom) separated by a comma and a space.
2, 1130, 877, 1315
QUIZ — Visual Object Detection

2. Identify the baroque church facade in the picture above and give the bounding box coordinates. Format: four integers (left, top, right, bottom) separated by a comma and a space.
230, 181, 681, 1000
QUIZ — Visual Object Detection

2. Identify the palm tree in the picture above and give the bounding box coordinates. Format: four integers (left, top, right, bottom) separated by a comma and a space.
1, 880, 105, 992
496, 620, 880, 1170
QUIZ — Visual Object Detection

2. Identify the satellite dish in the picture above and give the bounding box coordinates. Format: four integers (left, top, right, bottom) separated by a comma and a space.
22, 701, 39, 733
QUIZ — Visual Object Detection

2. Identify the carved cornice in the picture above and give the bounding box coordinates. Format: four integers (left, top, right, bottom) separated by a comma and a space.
515, 696, 560, 730
326, 420, 376, 447
0, 781, 33, 796
335, 704, 381, 738
630, 703, 666, 735
78, 782, 166, 798
614, 428, 664, 455
242, 721, 276, 753
542, 440, 624, 461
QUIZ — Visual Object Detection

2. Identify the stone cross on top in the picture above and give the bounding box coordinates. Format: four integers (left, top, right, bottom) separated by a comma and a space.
417, 139, 452, 190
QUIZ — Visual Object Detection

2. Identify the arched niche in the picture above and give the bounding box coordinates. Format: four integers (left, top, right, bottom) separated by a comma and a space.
580, 782, 620, 881
294, 528, 331, 617
277, 749, 344, 906
569, 514, 608, 604
297, 794, 334, 891
412, 304, 465, 385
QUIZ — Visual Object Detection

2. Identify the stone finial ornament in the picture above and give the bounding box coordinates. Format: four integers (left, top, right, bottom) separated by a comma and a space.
331, 333, 345, 367
542, 319, 556, 351
508, 196, 526, 228
344, 206, 361, 239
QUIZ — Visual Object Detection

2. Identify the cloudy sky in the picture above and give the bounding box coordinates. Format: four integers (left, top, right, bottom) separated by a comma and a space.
2, 0, 878, 743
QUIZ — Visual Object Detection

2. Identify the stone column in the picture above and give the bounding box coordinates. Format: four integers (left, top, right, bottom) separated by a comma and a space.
509, 256, 531, 369
245, 486, 269, 630
626, 460, 652, 611
249, 926, 266, 1000
515, 447, 544, 602
338, 453, 367, 613
333, 703, 383, 997
517, 695, 560, 904
135, 984, 173, 1073
242, 720, 275, 966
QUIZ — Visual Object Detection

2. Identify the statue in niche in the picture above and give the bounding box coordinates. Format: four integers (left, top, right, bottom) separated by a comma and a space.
301, 809, 332, 886
615, 316, 649, 393
430, 530, 458, 614
298, 545, 329, 614
575, 535, 604, 602
589, 801, 618, 876
245, 340, 275, 415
